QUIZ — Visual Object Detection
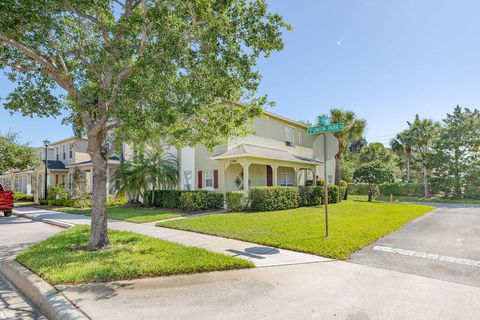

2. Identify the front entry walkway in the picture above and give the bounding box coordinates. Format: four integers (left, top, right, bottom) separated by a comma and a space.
13, 207, 328, 267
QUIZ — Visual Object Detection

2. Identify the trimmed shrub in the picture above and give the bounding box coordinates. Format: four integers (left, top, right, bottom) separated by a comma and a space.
298, 186, 323, 206
72, 199, 91, 208
107, 194, 128, 207
378, 183, 424, 197
147, 190, 181, 208
249, 187, 299, 211
339, 180, 348, 188
327, 185, 340, 204
339, 187, 347, 202
305, 179, 325, 187
179, 191, 224, 212
47, 185, 69, 201
38, 199, 48, 205
226, 191, 249, 212
14, 192, 34, 202
47, 199, 64, 207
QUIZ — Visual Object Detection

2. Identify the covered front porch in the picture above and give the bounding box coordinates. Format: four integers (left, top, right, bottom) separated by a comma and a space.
211, 144, 321, 193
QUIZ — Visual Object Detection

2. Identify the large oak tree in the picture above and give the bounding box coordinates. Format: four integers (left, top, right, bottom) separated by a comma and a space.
0, 0, 288, 249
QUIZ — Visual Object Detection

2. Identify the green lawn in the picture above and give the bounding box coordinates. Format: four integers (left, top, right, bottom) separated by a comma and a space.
160, 200, 434, 260
16, 225, 253, 285
47, 206, 182, 223
350, 195, 480, 204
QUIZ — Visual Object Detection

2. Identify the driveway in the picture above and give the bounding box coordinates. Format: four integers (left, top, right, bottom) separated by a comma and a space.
350, 205, 480, 287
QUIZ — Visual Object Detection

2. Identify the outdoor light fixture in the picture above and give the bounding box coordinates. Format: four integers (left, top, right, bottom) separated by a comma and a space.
43, 139, 50, 200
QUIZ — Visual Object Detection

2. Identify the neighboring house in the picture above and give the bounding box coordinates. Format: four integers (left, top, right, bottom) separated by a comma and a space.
173, 111, 338, 194
0, 137, 120, 199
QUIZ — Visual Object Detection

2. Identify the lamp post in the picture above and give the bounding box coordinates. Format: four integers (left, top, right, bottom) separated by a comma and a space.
43, 139, 50, 200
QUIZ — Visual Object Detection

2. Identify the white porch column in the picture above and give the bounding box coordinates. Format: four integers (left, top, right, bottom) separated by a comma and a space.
223, 163, 230, 193
272, 165, 278, 186
294, 167, 299, 186
241, 162, 251, 192
26, 174, 32, 195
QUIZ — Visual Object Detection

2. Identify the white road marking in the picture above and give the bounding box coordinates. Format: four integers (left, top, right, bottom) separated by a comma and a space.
373, 245, 480, 268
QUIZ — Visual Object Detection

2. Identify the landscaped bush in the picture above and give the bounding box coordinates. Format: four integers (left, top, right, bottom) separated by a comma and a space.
179, 191, 224, 211
305, 179, 325, 186
14, 192, 34, 202
72, 198, 91, 208
298, 186, 323, 206
48, 199, 64, 207
47, 185, 69, 201
339, 186, 347, 201
328, 185, 340, 204
107, 194, 128, 207
147, 190, 181, 208
249, 187, 299, 211
378, 183, 424, 197
226, 191, 249, 212
38, 199, 48, 205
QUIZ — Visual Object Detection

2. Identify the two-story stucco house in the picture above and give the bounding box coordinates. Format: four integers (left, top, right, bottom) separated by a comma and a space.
1, 110, 338, 199
173, 111, 338, 194
0, 137, 120, 199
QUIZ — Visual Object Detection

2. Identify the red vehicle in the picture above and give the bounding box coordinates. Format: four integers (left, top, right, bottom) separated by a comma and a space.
0, 184, 14, 217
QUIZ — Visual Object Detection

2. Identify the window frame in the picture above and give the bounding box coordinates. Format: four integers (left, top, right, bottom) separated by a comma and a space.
62, 145, 66, 160
285, 126, 295, 147
183, 171, 192, 190
298, 129, 303, 144
204, 170, 214, 189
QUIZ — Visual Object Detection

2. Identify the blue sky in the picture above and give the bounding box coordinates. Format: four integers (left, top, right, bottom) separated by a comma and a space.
1, 0, 480, 146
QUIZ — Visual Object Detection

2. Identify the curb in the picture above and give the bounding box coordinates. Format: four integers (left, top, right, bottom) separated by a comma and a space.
0, 260, 89, 320
14, 211, 74, 229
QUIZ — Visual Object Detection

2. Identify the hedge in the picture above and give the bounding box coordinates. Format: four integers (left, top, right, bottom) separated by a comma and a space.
378, 183, 424, 197
146, 190, 181, 208
250, 187, 300, 211
305, 179, 325, 186
298, 186, 323, 206
226, 191, 249, 212
179, 191, 224, 211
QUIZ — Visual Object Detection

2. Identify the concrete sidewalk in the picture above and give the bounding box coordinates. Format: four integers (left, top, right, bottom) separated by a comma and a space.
13, 207, 328, 267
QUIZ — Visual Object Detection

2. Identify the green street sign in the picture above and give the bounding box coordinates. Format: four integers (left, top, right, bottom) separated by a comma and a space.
317, 116, 330, 125
307, 123, 344, 135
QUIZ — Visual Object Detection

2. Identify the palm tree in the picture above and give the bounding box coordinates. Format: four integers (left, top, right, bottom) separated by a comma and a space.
113, 151, 178, 204
320, 109, 366, 186
390, 130, 413, 182
406, 115, 440, 197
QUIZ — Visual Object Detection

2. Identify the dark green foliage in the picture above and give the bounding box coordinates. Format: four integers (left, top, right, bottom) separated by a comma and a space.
339, 187, 347, 202
379, 183, 424, 197
226, 191, 249, 212
179, 191, 224, 212
0, 132, 40, 173
298, 186, 323, 206
354, 162, 394, 201
328, 185, 340, 204
305, 179, 325, 186
147, 190, 182, 208
250, 187, 299, 211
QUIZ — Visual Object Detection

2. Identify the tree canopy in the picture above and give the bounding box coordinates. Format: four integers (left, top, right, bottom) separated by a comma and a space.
0, 132, 40, 173
0, 0, 289, 248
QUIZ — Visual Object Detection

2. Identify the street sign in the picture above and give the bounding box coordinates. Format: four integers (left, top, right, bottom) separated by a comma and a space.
307, 123, 344, 135
317, 116, 331, 125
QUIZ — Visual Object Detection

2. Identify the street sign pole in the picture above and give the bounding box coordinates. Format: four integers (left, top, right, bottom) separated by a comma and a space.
323, 133, 329, 238
307, 119, 344, 238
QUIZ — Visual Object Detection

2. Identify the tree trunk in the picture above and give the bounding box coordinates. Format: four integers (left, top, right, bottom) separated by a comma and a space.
454, 147, 461, 198
423, 165, 429, 198
406, 153, 411, 183
368, 190, 372, 202
334, 153, 341, 186
87, 136, 110, 250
